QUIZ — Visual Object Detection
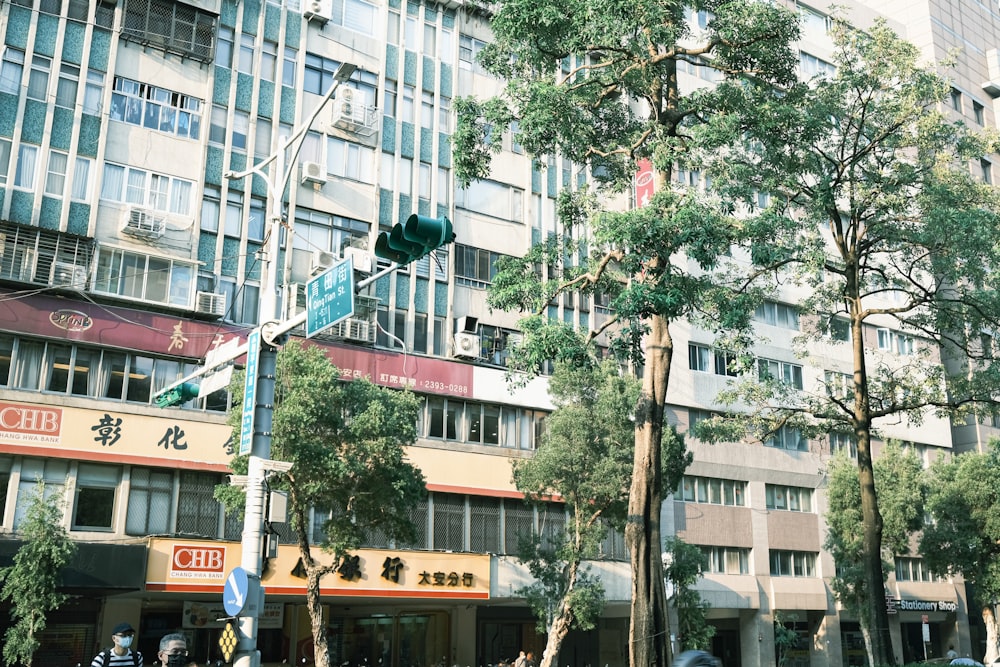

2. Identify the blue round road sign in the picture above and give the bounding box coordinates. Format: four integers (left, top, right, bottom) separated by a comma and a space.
223, 567, 250, 616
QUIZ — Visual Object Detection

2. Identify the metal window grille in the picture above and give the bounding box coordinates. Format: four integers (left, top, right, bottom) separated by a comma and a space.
177, 470, 222, 537
502, 499, 533, 555
126, 467, 173, 535
469, 497, 501, 553
122, 0, 217, 63
432, 493, 465, 551
0, 220, 95, 286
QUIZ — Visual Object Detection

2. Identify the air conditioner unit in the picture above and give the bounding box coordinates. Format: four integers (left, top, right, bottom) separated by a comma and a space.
452, 332, 481, 359
301, 161, 327, 186
303, 0, 332, 22
330, 317, 375, 344
51, 261, 87, 289
123, 207, 166, 239
332, 87, 362, 131
311, 250, 336, 275
343, 246, 373, 273
195, 291, 226, 317
507, 333, 524, 348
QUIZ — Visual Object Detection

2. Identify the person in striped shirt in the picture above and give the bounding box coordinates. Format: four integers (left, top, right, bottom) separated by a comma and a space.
90, 622, 142, 667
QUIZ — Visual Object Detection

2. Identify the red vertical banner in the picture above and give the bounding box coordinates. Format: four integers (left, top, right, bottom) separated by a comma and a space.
635, 158, 655, 208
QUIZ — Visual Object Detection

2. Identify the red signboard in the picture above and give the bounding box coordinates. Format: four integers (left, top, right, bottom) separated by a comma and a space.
0, 290, 475, 399
0, 402, 62, 441
170, 544, 227, 579
635, 158, 655, 208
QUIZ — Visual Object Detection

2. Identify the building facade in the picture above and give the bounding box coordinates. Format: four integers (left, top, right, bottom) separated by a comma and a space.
0, 0, 993, 666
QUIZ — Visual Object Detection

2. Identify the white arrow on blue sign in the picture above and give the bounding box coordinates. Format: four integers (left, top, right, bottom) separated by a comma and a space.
223, 567, 250, 617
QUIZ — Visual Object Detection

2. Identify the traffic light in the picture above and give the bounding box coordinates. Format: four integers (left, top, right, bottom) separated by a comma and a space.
374, 214, 455, 265
154, 382, 200, 408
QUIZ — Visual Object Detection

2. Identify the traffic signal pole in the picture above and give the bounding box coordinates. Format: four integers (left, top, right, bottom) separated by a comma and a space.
222, 61, 359, 667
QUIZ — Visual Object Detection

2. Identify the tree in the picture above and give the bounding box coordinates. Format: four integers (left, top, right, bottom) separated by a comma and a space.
920, 442, 1000, 664
0, 481, 77, 667
513, 360, 689, 667
773, 613, 802, 667
452, 4, 800, 666
216, 341, 426, 667
824, 444, 925, 664
662, 537, 715, 652
699, 19, 1000, 665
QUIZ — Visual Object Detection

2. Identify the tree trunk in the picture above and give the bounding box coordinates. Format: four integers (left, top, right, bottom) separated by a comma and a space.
627, 314, 672, 667
849, 297, 895, 666
538, 562, 580, 667
983, 604, 999, 664
307, 559, 332, 667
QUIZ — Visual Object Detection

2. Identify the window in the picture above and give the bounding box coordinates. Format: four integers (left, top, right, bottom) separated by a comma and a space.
765, 484, 813, 512
72, 463, 118, 531
260, 40, 278, 82
401, 84, 415, 123
458, 35, 488, 75
69, 156, 92, 200
770, 550, 817, 577
100, 162, 194, 215
433, 494, 466, 551
824, 370, 853, 400
421, 90, 434, 129
282, 46, 297, 87
950, 87, 963, 113
216, 26, 234, 68
829, 432, 857, 457
981, 159, 992, 185
454, 244, 507, 288
177, 471, 223, 537
55, 63, 80, 108
14, 458, 67, 529
327, 137, 375, 182
237, 33, 255, 74
714, 350, 739, 377
766, 425, 806, 451
828, 317, 850, 342
754, 301, 799, 329
876, 328, 915, 355
758, 358, 804, 389
303, 53, 377, 105
0, 47, 24, 95
799, 51, 835, 78
93, 247, 196, 308
110, 77, 202, 140
700, 546, 750, 574
83, 69, 104, 115
331, 0, 377, 35
45, 150, 68, 196
974, 100, 985, 125
0, 138, 10, 185
896, 557, 934, 582
122, 0, 217, 63
14, 144, 38, 189
27, 55, 51, 101
456, 179, 524, 220
423, 396, 543, 449
126, 467, 173, 535
678, 476, 746, 506
232, 110, 249, 151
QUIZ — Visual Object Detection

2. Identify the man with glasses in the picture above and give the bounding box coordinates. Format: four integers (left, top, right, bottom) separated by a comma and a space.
90, 622, 142, 667
158, 632, 197, 667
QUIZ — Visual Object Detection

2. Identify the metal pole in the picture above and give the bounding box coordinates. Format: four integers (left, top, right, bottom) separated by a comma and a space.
229, 61, 358, 667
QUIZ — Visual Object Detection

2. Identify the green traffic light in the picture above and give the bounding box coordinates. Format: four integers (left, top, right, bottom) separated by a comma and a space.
374, 214, 455, 265
154, 382, 201, 408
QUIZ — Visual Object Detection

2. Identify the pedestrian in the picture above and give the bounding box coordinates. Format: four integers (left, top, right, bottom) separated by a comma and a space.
948, 646, 959, 660
157, 632, 198, 667
515, 652, 527, 667
525, 652, 536, 667
91, 622, 142, 667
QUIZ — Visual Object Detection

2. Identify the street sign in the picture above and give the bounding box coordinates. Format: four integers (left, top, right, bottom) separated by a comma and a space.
239, 329, 261, 456
223, 566, 261, 617
200, 336, 241, 398
223, 567, 250, 616
306, 255, 355, 338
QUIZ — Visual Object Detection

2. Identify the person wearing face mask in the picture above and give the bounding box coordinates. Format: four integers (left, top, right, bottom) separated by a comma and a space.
158, 632, 198, 667
90, 622, 143, 667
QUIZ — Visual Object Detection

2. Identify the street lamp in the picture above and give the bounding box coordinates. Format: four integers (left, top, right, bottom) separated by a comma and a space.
225, 60, 358, 667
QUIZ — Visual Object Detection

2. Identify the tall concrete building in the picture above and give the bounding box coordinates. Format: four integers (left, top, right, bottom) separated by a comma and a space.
0, 1, 990, 666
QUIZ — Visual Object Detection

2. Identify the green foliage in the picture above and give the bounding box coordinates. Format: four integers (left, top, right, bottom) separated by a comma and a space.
921, 441, 1000, 609
0, 482, 77, 667
663, 537, 715, 651
215, 340, 427, 554
773, 613, 802, 667
824, 444, 926, 622
513, 360, 642, 633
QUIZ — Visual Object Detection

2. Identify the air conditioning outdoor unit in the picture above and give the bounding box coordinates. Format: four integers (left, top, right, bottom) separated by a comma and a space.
507, 333, 524, 348
51, 261, 88, 289
452, 332, 481, 359
332, 86, 361, 130
343, 246, 373, 273
303, 0, 332, 22
311, 250, 337, 275
196, 291, 226, 317
301, 161, 327, 186
123, 207, 166, 239
330, 318, 375, 344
